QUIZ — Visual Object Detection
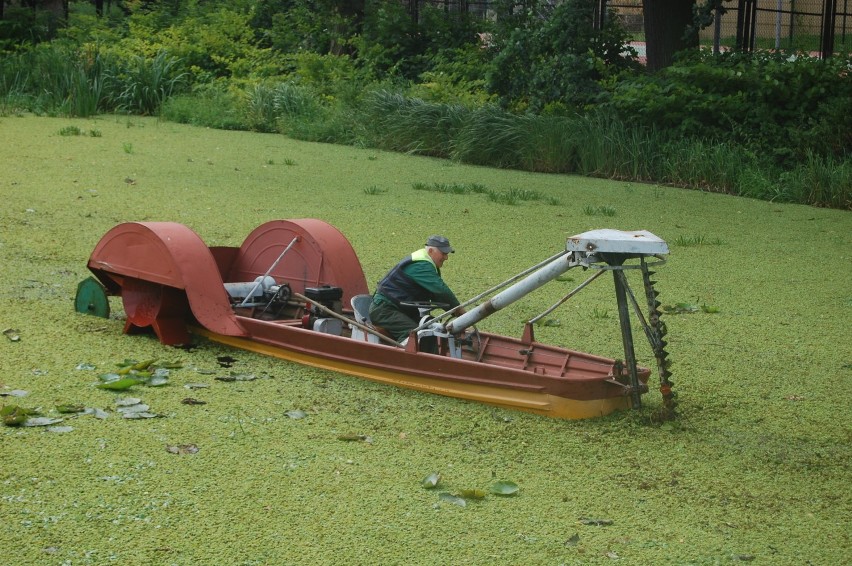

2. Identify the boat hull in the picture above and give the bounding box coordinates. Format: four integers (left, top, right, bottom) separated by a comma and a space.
193, 315, 643, 420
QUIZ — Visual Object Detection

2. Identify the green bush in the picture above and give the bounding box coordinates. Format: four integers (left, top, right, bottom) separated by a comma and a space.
486, 0, 640, 111
607, 51, 852, 164
360, 90, 468, 157
106, 50, 187, 115
160, 82, 245, 130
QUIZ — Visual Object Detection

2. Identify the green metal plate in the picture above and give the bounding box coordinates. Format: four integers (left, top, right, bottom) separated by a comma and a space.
75, 277, 110, 318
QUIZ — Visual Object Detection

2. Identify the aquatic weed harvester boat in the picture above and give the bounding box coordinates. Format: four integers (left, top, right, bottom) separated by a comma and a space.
76, 220, 674, 420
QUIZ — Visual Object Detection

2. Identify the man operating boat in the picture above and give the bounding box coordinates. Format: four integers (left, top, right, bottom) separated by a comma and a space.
369, 235, 467, 343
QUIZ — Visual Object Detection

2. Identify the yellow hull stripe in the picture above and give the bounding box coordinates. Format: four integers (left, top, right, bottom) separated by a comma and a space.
194, 328, 631, 420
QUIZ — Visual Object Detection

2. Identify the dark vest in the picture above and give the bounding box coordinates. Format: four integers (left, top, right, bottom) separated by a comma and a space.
376, 254, 436, 318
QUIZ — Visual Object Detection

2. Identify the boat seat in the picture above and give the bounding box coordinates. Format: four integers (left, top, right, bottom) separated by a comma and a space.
350, 294, 383, 343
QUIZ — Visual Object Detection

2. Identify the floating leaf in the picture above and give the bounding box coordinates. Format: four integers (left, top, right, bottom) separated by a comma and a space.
83, 407, 109, 419
23, 417, 64, 427
158, 361, 184, 369
438, 492, 466, 507
490, 480, 520, 496
97, 378, 141, 391
131, 359, 156, 371
459, 489, 486, 500
285, 409, 307, 419
47, 425, 74, 433
215, 372, 256, 382
75, 363, 96, 371
580, 517, 613, 526
145, 375, 169, 387
1, 405, 38, 426
122, 411, 159, 419
56, 404, 85, 414
421, 472, 442, 489
700, 304, 720, 314
0, 390, 29, 398
116, 397, 142, 406
117, 403, 150, 414
662, 303, 699, 314
97, 373, 121, 383
181, 398, 206, 405
3, 328, 20, 342
166, 444, 199, 455
216, 356, 237, 367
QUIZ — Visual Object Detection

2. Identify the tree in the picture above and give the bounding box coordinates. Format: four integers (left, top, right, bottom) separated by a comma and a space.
642, 0, 699, 71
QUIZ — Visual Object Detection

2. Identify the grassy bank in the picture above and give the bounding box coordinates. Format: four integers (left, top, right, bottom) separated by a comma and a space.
1, 115, 850, 565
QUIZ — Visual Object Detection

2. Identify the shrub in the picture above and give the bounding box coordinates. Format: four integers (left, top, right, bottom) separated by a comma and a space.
160, 82, 245, 130
106, 50, 187, 115
360, 90, 468, 157
607, 51, 852, 164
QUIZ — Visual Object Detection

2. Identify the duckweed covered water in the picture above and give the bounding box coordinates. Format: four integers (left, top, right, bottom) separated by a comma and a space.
1, 115, 850, 565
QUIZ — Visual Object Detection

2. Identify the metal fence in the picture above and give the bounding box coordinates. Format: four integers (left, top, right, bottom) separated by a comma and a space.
418, 1, 851, 57
603, 1, 850, 57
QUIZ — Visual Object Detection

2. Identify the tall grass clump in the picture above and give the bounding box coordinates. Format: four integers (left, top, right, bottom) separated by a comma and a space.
242, 81, 326, 134
514, 113, 580, 174
0, 44, 112, 116
775, 152, 852, 209
160, 83, 244, 130
452, 104, 525, 168
571, 112, 661, 181
244, 80, 356, 143
107, 51, 187, 115
658, 138, 759, 193
361, 90, 468, 157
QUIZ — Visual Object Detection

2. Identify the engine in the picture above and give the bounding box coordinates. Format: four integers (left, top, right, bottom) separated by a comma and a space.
224, 276, 292, 317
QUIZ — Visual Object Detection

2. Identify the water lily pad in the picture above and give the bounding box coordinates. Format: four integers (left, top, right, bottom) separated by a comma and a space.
97, 378, 142, 391
3, 328, 20, 342
56, 404, 86, 414
116, 397, 142, 406
97, 373, 122, 383
1, 405, 38, 426
0, 390, 29, 398
145, 375, 169, 387
122, 411, 159, 419
131, 359, 156, 371
23, 417, 64, 427
580, 517, 613, 526
490, 480, 520, 496
421, 472, 442, 489
116, 403, 150, 414
459, 489, 486, 500
166, 443, 199, 454
83, 407, 109, 419
438, 492, 466, 507
215, 373, 256, 382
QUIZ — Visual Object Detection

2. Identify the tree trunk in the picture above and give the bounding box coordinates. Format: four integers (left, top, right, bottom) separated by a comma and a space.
643, 0, 698, 71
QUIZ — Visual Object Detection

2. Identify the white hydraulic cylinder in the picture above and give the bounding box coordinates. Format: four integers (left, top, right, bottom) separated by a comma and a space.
444, 252, 578, 334
442, 229, 668, 335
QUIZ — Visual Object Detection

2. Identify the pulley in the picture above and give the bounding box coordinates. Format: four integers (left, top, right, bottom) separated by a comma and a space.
74, 277, 110, 318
